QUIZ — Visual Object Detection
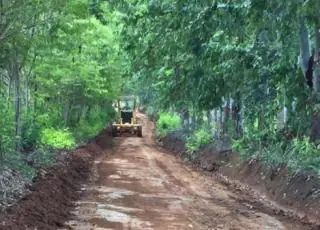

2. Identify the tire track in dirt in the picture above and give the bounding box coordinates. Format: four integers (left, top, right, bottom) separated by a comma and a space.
62, 114, 316, 230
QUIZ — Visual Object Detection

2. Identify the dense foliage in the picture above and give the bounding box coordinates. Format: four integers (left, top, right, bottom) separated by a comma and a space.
186, 128, 212, 157
0, 0, 126, 177
1, 0, 320, 177
156, 112, 182, 138
101, 0, 320, 174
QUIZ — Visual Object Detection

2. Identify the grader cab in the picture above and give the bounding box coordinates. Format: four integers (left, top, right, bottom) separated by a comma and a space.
112, 96, 142, 137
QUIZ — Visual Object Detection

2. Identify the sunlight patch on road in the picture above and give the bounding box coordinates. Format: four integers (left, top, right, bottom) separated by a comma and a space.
108, 174, 121, 179
96, 208, 152, 229
93, 186, 136, 199
98, 204, 144, 213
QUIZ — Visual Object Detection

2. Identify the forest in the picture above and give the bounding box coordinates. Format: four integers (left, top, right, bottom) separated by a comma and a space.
105, 0, 320, 174
0, 0, 126, 179
0, 0, 320, 208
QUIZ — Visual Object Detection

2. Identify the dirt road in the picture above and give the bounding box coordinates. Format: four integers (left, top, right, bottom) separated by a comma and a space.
63, 114, 314, 230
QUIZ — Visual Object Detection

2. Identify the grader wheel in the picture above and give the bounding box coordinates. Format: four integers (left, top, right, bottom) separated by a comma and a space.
112, 126, 118, 137
137, 126, 142, 137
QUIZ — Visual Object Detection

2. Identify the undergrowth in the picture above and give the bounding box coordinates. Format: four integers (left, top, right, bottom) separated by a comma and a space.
0, 106, 116, 181
156, 112, 181, 138
40, 128, 76, 150
233, 134, 320, 175
154, 110, 320, 176
186, 128, 212, 159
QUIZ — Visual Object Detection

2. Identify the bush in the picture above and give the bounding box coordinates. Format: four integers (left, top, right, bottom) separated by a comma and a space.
287, 138, 320, 174
3, 153, 36, 180
4, 146, 54, 180
186, 128, 212, 155
73, 105, 116, 141
156, 112, 181, 137
145, 106, 154, 116
40, 128, 76, 149
0, 101, 15, 160
73, 119, 104, 141
233, 132, 320, 175
26, 147, 55, 167
21, 114, 42, 151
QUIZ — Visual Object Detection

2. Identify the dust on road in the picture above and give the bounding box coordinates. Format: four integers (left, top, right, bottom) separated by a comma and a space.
62, 114, 312, 230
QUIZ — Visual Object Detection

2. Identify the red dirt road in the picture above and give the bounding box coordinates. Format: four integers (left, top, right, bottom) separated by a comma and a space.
62, 114, 315, 230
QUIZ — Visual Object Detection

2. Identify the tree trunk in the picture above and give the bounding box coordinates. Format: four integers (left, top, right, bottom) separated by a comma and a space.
63, 102, 71, 125
13, 62, 21, 152
299, 17, 310, 73
181, 108, 189, 131
206, 110, 212, 126
0, 75, 3, 160
222, 98, 230, 135
33, 76, 38, 121
81, 105, 88, 121
191, 104, 196, 130
311, 26, 320, 141
86, 106, 91, 119
313, 25, 320, 92
219, 107, 223, 139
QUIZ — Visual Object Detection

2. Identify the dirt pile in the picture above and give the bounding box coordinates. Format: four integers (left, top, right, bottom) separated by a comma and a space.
0, 128, 113, 230
161, 133, 320, 227
160, 133, 186, 156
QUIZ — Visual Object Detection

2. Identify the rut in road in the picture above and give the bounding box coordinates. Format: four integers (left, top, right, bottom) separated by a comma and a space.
62, 114, 313, 230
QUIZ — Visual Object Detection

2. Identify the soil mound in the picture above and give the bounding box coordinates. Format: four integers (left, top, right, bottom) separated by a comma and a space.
161, 132, 320, 228
0, 128, 113, 230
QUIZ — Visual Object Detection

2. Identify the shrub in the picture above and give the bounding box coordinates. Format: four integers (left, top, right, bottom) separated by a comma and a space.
26, 147, 55, 168
287, 138, 320, 174
21, 114, 42, 151
40, 128, 76, 149
73, 105, 116, 141
233, 132, 320, 175
156, 112, 181, 137
186, 128, 212, 156
73, 119, 104, 141
146, 106, 155, 117
0, 102, 15, 160
3, 153, 36, 180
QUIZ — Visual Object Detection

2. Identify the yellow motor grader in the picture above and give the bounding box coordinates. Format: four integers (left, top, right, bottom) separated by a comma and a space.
112, 95, 142, 137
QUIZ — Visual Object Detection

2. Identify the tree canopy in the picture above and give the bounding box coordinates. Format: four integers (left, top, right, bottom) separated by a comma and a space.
0, 0, 127, 176
104, 0, 320, 173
